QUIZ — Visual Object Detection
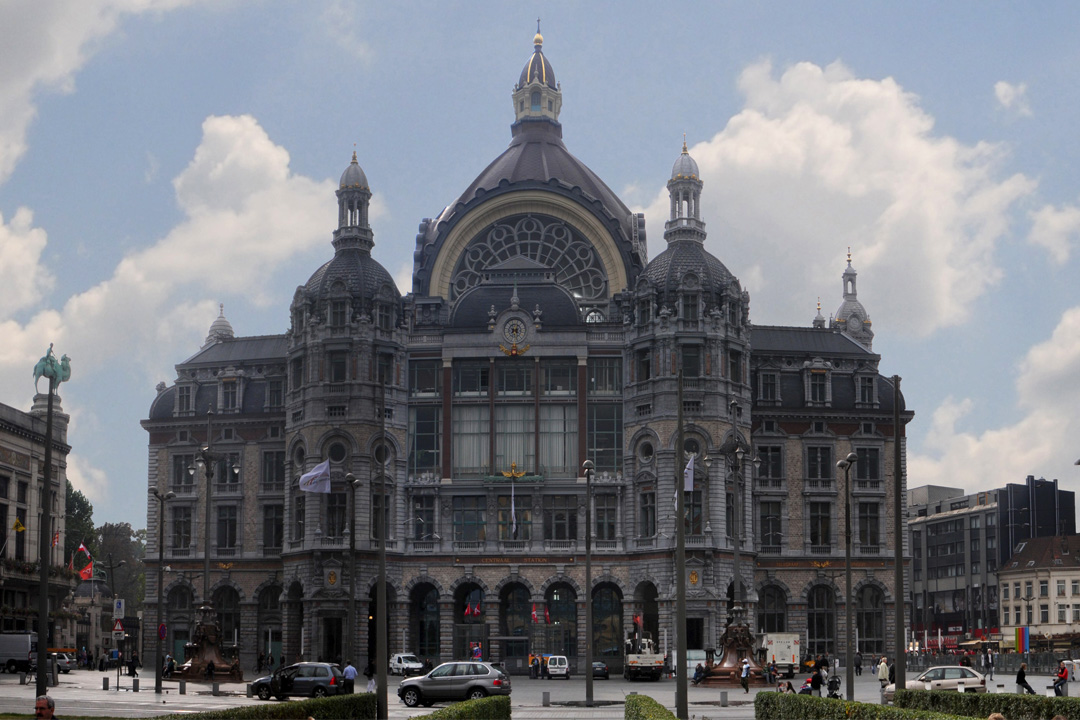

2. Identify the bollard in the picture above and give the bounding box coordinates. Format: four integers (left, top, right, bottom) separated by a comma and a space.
18, 673, 26, 685
102, 677, 109, 691
542, 691, 550, 706
1047, 685, 1056, 697
133, 678, 139, 692
212, 682, 220, 696
720, 690, 728, 707
50, 672, 58, 687
246, 683, 253, 698
179, 680, 186, 695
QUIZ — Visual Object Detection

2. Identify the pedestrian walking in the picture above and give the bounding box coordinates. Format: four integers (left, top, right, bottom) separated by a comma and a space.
740, 658, 751, 693
342, 659, 357, 694
877, 656, 889, 688
854, 651, 862, 676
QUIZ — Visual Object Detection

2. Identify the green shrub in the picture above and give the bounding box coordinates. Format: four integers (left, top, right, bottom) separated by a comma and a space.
754, 692, 974, 720
625, 694, 677, 720
157, 692, 377, 719
412, 695, 511, 720
894, 687, 1080, 720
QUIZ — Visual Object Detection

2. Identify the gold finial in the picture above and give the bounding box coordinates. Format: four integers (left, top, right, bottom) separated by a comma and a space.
817, 297, 821, 312
351, 149, 358, 163
682, 133, 688, 153
847, 246, 852, 264
534, 17, 543, 47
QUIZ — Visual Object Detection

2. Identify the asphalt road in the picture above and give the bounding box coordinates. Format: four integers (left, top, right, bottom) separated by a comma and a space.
0, 667, 1064, 719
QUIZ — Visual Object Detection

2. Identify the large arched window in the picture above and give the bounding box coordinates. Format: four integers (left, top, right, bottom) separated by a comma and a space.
806, 586, 835, 657
757, 586, 787, 633
411, 584, 440, 658
856, 585, 885, 655
546, 583, 577, 655
500, 584, 531, 637
593, 584, 623, 658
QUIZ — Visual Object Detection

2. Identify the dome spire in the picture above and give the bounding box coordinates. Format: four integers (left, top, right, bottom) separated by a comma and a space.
335, 149, 374, 254
664, 138, 705, 245
831, 248, 874, 349
514, 26, 561, 126
204, 303, 235, 346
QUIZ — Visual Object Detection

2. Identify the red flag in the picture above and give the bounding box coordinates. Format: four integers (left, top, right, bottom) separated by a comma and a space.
532, 603, 538, 623
544, 606, 551, 624
78, 542, 92, 560
473, 602, 481, 616
464, 603, 472, 617
634, 614, 642, 628
51, 530, 59, 548
79, 561, 94, 580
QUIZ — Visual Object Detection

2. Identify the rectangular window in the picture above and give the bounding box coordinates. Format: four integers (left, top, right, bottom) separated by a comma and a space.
293, 495, 305, 540
177, 386, 191, 412
172, 506, 192, 550
681, 294, 699, 322
640, 491, 656, 537
215, 452, 241, 487
495, 405, 535, 473
541, 361, 577, 394
328, 351, 347, 383
1041, 605, 1050, 624
543, 495, 577, 541
376, 353, 393, 385
267, 380, 284, 407
15, 508, 25, 559
1059, 580, 1067, 597
452, 405, 490, 477
1059, 605, 1067, 623
291, 357, 304, 390
172, 454, 194, 491
859, 376, 875, 404
413, 496, 435, 540
760, 500, 782, 547
17, 482, 26, 504
1025, 605, 1032, 625
1074, 605, 1080, 623
757, 446, 783, 480
408, 406, 441, 475
971, 515, 981, 529
1073, 580, 1080, 596
858, 503, 880, 546
497, 494, 531, 540
810, 373, 827, 402
637, 300, 651, 326
1003, 585, 1010, 601
1026, 580, 1033, 597
216, 505, 238, 550
0, 505, 5, 559
595, 494, 617, 541
262, 504, 284, 550
331, 300, 348, 326
588, 358, 622, 395
539, 405, 576, 476
377, 303, 392, 331
635, 349, 651, 381
809, 502, 831, 549
409, 360, 441, 396
807, 447, 833, 481
760, 373, 777, 401
971, 562, 979, 575
684, 489, 703, 536
261, 451, 285, 489
454, 362, 489, 396
1041, 580, 1049, 597
222, 380, 238, 410
325, 492, 347, 538
453, 496, 486, 541
729, 350, 743, 384
371, 492, 390, 540
681, 345, 701, 377
1003, 607, 1009, 625
856, 448, 880, 481
587, 404, 622, 474
496, 361, 533, 395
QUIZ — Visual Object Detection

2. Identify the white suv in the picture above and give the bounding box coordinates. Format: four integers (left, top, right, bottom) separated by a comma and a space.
389, 653, 424, 676
547, 655, 570, 679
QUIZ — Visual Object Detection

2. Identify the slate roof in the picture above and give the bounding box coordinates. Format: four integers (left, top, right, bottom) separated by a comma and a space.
751, 326, 875, 356
644, 239, 734, 296
304, 247, 399, 303
451, 283, 581, 329
1001, 535, 1080, 572
180, 335, 287, 367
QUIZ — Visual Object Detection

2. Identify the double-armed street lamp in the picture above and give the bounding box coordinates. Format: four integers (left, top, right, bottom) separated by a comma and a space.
582, 459, 595, 707
150, 488, 175, 694
836, 451, 859, 700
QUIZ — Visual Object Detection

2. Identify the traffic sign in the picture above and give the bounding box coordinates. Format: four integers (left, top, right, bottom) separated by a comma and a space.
158, 623, 167, 641
113, 598, 125, 618
113, 619, 124, 633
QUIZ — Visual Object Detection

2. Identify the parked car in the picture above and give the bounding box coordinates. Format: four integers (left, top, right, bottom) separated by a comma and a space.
397, 661, 511, 707
29, 652, 73, 674
389, 653, 425, 676
547, 655, 570, 679
592, 661, 609, 679
884, 666, 986, 702
252, 662, 344, 700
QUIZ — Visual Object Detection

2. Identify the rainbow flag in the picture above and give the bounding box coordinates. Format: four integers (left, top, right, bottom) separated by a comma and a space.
1016, 626, 1030, 653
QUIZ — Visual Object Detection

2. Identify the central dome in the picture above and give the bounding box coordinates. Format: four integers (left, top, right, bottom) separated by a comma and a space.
517, 34, 557, 90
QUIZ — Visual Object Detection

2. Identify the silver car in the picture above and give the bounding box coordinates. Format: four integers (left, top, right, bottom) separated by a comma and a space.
397, 661, 511, 707
884, 665, 986, 701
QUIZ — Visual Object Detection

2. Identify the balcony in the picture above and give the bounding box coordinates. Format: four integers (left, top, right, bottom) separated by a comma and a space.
500, 540, 528, 553
544, 540, 576, 553
806, 478, 835, 490
262, 545, 282, 557
215, 546, 240, 558
635, 537, 657, 549
371, 539, 398, 551
168, 546, 193, 558
319, 536, 346, 549
759, 545, 782, 556
453, 541, 484, 553
809, 545, 832, 555
170, 483, 196, 496
410, 540, 436, 553
857, 544, 882, 556
594, 539, 618, 552
685, 535, 705, 547
260, 481, 285, 494
214, 482, 242, 496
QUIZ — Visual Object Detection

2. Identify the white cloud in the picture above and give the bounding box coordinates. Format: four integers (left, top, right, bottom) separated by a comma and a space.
317, 2, 374, 63
66, 453, 110, 506
1028, 201, 1080, 264
994, 80, 1033, 117
0, 207, 54, 316
639, 60, 1036, 337
0, 1, 198, 184
909, 305, 1080, 491
0, 114, 333, 405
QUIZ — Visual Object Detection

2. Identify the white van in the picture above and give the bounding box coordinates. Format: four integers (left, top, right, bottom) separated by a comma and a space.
389, 653, 424, 676
547, 655, 570, 679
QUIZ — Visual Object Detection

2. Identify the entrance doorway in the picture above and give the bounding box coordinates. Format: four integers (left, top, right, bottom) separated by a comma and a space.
687, 618, 704, 649
321, 617, 343, 663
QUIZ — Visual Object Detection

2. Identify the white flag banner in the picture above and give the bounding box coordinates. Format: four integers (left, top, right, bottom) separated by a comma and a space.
298, 460, 331, 493
683, 455, 695, 491
511, 481, 517, 538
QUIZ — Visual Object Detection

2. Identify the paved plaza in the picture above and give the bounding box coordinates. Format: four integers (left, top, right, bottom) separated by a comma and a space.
0, 667, 1060, 719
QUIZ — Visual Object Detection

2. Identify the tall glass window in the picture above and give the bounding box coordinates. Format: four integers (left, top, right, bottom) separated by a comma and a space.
587, 404, 622, 474
759, 501, 782, 547
595, 494, 617, 540
413, 496, 435, 540
858, 503, 880, 546
412, 586, 440, 657
546, 584, 577, 655
809, 502, 831, 549
856, 448, 880, 481
758, 586, 787, 633
408, 407, 440, 474
856, 586, 885, 654
262, 504, 283, 550
539, 405, 576, 476
453, 362, 489, 396
371, 489, 390, 540
452, 496, 486, 541
543, 495, 577, 540
453, 406, 490, 476
214, 587, 241, 645
216, 505, 238, 550
292, 495, 305, 540
327, 492, 347, 538
497, 494, 531, 540
806, 586, 835, 656
593, 586, 623, 658
409, 360, 440, 396
757, 447, 783, 479
639, 491, 656, 537
496, 405, 535, 472
807, 447, 833, 481
172, 506, 192, 550
587, 358, 622, 395
541, 361, 576, 394
684, 488, 703, 535
496, 362, 533, 395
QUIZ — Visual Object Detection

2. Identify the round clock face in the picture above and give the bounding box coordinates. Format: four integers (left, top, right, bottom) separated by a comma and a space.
847, 315, 861, 332
503, 318, 527, 344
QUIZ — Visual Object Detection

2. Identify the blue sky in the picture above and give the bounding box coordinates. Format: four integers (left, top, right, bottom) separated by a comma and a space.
2, 1, 1079, 526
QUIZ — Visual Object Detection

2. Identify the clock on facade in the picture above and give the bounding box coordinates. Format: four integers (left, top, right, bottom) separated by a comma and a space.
503, 318, 527, 344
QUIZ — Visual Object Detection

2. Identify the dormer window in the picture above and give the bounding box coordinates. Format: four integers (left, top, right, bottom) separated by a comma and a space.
331, 300, 348, 327
177, 386, 192, 413
222, 380, 238, 410
328, 351, 347, 383
681, 294, 699, 322
759, 373, 777, 402
377, 304, 393, 331
810, 373, 826, 402
638, 300, 651, 326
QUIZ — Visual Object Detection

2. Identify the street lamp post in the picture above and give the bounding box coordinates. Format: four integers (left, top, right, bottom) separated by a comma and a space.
836, 451, 858, 701
345, 473, 362, 670
150, 488, 175, 694
582, 459, 595, 707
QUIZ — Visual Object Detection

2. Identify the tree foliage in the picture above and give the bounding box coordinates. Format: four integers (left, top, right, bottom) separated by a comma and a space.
64, 480, 95, 566
96, 522, 147, 610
